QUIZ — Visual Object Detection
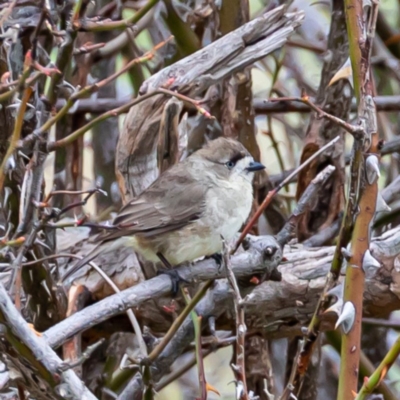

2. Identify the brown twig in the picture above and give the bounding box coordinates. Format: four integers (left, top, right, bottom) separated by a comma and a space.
30, 37, 173, 144
73, 42, 105, 55
269, 93, 364, 137
43, 86, 213, 152
50, 95, 400, 115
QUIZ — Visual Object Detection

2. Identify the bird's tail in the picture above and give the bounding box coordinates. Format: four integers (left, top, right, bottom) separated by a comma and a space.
62, 243, 103, 282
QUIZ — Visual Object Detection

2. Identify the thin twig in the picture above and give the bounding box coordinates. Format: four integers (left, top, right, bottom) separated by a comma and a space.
43, 87, 213, 151
0, 86, 33, 192
182, 289, 207, 400
269, 94, 364, 137
43, 188, 107, 204
73, 0, 160, 32
155, 337, 235, 391
58, 338, 105, 371
355, 334, 400, 400
32, 37, 172, 141
73, 42, 105, 55
223, 240, 248, 400
65, 254, 148, 358
142, 280, 214, 364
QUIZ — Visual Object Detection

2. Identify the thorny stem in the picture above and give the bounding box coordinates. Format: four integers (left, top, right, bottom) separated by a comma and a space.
9, 189, 98, 309
284, 147, 363, 397
283, 2, 380, 398
0, 68, 38, 104
46, 30, 77, 106
338, 1, 380, 399
72, 0, 84, 22
326, 330, 398, 400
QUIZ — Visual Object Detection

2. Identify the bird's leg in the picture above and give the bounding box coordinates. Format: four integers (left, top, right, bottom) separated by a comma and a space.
156, 252, 173, 269
208, 252, 224, 271
156, 252, 189, 296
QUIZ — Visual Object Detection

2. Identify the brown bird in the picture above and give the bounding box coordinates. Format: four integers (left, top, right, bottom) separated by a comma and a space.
63, 137, 265, 292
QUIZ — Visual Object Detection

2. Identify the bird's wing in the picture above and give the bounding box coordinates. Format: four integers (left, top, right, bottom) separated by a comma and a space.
96, 163, 209, 242
63, 165, 208, 281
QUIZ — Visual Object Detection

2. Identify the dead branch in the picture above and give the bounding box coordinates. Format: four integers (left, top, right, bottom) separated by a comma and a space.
0, 281, 97, 400
40, 225, 400, 351
116, 6, 304, 201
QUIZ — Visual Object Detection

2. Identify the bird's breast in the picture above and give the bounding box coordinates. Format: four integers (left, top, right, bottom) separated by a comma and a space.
204, 177, 253, 241
131, 176, 253, 266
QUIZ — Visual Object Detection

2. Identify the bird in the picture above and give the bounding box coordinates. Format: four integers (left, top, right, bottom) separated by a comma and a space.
63, 137, 265, 293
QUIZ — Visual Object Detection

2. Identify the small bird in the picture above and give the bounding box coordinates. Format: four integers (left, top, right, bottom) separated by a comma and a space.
63, 137, 265, 292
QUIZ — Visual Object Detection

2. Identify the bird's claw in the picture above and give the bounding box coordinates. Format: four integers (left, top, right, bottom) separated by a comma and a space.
157, 269, 189, 296
209, 252, 224, 271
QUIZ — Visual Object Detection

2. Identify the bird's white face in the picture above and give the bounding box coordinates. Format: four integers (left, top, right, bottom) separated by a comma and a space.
224, 155, 265, 185
230, 156, 258, 182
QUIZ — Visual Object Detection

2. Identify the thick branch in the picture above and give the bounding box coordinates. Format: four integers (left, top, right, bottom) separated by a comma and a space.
0, 281, 96, 400
43, 227, 400, 349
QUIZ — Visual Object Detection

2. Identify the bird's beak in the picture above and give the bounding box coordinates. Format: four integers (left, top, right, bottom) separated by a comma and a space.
246, 161, 265, 172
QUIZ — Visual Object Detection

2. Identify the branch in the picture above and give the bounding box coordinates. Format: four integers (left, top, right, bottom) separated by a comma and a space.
51, 95, 400, 115
0, 281, 97, 399
41, 225, 400, 351
269, 94, 363, 137
44, 234, 283, 349
124, 280, 231, 398
338, 1, 380, 398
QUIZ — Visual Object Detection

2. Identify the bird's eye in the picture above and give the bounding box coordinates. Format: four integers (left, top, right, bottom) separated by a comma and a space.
225, 161, 235, 169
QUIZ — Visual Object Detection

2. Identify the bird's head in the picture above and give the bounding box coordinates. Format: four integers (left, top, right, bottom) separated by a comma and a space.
194, 137, 265, 182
